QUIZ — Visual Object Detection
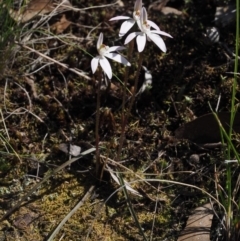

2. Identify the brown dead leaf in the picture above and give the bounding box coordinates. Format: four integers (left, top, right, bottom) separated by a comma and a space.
149, 0, 170, 11
178, 203, 213, 241
161, 7, 182, 16
51, 14, 71, 33
149, 0, 182, 16
9, 0, 72, 23
175, 112, 240, 144
24, 76, 38, 99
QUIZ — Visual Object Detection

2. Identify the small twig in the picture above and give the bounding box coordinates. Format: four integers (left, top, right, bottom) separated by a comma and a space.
4, 79, 24, 114
12, 80, 33, 111
15, 41, 91, 80
0, 133, 22, 163
62, 1, 118, 12
170, 95, 179, 117
24, 76, 38, 99
57, 68, 68, 97
87, 22, 102, 39
51, 96, 73, 123
3, 78, 44, 123
26, 61, 53, 75
0, 108, 10, 140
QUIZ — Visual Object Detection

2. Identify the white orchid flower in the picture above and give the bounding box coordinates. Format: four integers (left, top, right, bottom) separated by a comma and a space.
124, 7, 172, 52
91, 33, 131, 79
109, 0, 142, 37
110, 0, 159, 37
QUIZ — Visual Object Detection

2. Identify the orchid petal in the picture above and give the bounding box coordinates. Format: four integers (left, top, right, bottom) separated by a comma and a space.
133, 0, 142, 21
119, 19, 135, 37
148, 20, 160, 31
99, 57, 112, 79
141, 7, 148, 23
134, 0, 142, 11
136, 34, 146, 52
124, 32, 141, 45
147, 33, 166, 52
97, 33, 103, 49
109, 16, 131, 21
151, 30, 173, 38
91, 57, 100, 74
108, 46, 126, 52
105, 53, 131, 66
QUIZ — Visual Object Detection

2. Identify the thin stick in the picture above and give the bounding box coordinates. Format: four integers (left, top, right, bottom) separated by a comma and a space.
0, 109, 10, 140
15, 41, 91, 80
61, 1, 118, 12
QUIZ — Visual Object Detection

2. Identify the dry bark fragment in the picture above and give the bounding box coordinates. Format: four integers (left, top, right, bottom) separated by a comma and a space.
178, 203, 213, 241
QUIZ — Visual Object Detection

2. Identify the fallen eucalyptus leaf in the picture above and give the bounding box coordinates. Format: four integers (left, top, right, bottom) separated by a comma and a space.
51, 14, 71, 34
161, 7, 182, 16
8, 0, 72, 23
175, 112, 240, 144
148, 0, 182, 16
149, 0, 169, 11
178, 203, 213, 241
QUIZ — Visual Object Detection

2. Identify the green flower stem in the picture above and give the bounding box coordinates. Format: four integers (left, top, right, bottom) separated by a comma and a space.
225, 1, 239, 238
116, 39, 135, 163
127, 51, 144, 112
95, 69, 102, 178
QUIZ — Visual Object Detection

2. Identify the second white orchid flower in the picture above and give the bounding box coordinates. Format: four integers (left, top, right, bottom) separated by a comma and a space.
110, 0, 160, 37
109, 0, 142, 37
91, 33, 131, 79
124, 7, 172, 52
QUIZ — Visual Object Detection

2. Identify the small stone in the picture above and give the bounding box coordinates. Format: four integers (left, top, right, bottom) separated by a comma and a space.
188, 154, 200, 167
